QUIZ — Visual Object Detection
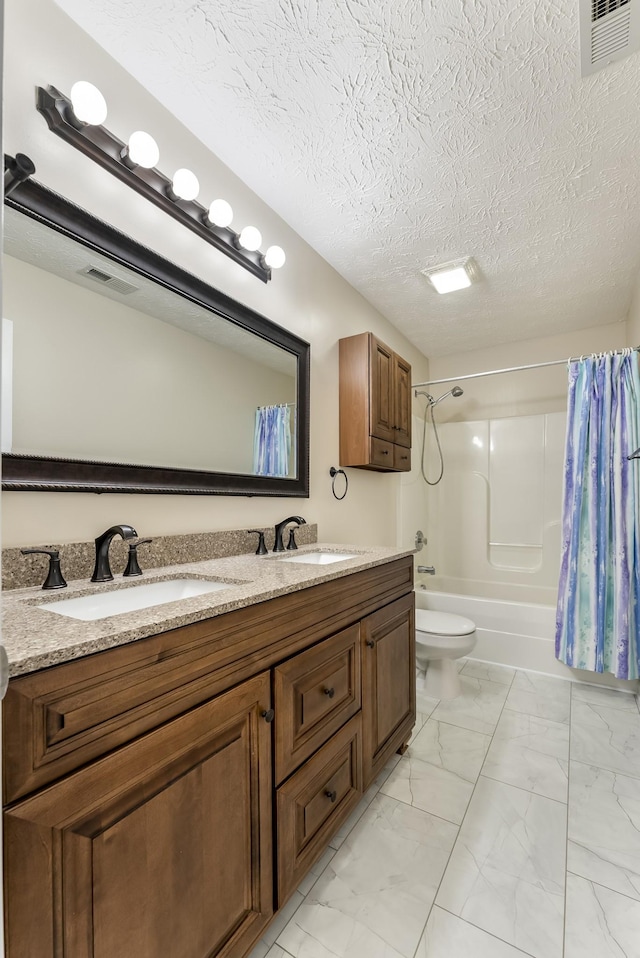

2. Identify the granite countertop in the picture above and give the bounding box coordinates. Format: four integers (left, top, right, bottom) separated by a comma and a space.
2, 543, 414, 678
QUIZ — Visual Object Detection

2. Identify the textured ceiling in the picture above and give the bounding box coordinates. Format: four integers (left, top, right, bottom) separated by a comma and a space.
54, 0, 640, 357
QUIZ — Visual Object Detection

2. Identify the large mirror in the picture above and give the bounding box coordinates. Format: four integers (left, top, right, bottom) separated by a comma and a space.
2, 179, 310, 496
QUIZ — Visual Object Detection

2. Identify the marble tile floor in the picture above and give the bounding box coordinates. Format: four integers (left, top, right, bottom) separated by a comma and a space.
248, 661, 640, 958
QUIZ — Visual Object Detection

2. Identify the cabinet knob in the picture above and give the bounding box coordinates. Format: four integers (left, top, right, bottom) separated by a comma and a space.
325, 789, 337, 803
261, 708, 275, 723
366, 640, 375, 648
381, 450, 389, 455
324, 687, 335, 699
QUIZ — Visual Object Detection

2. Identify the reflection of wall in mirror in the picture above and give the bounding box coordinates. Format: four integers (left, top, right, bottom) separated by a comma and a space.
2, 318, 14, 454
4, 255, 296, 475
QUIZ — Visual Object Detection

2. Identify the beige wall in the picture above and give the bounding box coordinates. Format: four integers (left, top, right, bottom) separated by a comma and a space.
2, 0, 429, 549
627, 265, 640, 346
424, 321, 629, 425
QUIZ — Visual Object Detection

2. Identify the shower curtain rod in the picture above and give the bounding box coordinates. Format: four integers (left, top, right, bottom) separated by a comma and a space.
412, 345, 640, 389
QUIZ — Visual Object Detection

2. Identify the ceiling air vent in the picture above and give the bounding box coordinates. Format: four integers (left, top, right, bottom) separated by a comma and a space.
77, 265, 138, 295
580, 0, 640, 75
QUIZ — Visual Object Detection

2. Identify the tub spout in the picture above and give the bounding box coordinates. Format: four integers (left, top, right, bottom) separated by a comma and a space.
417, 565, 436, 575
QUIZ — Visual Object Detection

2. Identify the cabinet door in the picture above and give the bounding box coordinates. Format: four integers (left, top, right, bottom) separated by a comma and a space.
5, 672, 273, 958
369, 335, 395, 442
361, 594, 416, 788
393, 354, 412, 448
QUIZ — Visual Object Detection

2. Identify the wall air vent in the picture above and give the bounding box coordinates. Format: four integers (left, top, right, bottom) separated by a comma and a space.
580, 0, 640, 75
77, 265, 138, 295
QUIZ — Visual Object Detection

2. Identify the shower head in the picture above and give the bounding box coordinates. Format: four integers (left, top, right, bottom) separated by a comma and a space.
431, 385, 464, 406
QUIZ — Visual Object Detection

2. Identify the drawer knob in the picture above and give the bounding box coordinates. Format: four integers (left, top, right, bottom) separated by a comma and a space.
366, 640, 375, 648
324, 687, 335, 699
261, 709, 275, 723
325, 789, 337, 803
381, 450, 389, 455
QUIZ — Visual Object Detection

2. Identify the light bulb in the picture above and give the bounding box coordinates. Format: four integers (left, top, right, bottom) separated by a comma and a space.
207, 199, 233, 228
265, 245, 286, 269
238, 226, 262, 252
170, 168, 199, 201
69, 81, 108, 125
122, 131, 159, 169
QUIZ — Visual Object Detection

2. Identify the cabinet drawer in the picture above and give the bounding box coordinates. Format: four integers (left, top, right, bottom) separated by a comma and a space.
276, 714, 362, 904
274, 624, 361, 784
369, 437, 394, 468
394, 445, 411, 471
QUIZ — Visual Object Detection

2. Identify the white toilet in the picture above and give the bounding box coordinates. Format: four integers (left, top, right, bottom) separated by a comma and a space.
415, 608, 477, 699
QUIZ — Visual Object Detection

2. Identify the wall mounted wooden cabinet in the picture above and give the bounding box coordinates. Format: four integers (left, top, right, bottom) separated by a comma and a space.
339, 332, 412, 471
3, 557, 415, 958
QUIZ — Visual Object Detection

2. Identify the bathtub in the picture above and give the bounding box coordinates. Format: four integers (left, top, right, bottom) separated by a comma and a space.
414, 587, 640, 692
415, 586, 563, 678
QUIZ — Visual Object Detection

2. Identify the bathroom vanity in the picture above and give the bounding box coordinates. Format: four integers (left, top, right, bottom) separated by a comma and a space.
2, 548, 415, 958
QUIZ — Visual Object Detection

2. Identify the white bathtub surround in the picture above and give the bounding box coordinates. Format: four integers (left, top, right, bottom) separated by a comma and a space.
249, 669, 640, 958
425, 413, 566, 601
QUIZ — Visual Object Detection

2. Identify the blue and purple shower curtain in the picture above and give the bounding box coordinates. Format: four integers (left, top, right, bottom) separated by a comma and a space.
555, 351, 640, 679
253, 404, 292, 478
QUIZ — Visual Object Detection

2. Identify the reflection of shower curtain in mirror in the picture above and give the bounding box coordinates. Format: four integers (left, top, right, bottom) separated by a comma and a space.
253, 404, 291, 477
555, 351, 640, 679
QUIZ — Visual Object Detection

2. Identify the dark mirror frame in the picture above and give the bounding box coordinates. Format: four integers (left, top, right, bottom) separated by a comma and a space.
2, 178, 310, 497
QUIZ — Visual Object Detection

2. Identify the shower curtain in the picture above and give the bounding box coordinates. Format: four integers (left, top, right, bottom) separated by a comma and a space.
253, 404, 291, 477
555, 351, 640, 679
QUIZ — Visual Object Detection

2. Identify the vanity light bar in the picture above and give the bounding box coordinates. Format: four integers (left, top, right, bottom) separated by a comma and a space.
36, 85, 283, 284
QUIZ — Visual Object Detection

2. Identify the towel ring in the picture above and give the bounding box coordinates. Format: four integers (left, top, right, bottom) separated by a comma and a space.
329, 466, 348, 501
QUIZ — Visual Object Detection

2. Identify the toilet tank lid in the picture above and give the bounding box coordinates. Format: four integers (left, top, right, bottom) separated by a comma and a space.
415, 608, 475, 636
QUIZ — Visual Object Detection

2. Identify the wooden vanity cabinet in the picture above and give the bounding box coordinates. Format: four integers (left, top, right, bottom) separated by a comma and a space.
5, 673, 274, 958
362, 593, 416, 787
339, 332, 412, 471
3, 557, 415, 958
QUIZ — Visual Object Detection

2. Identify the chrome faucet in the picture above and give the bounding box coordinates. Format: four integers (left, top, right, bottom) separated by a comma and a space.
417, 565, 436, 575
273, 516, 306, 552
91, 524, 138, 582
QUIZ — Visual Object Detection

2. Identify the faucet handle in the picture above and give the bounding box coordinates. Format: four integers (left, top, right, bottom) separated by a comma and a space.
21, 548, 67, 590
286, 527, 298, 551
247, 530, 268, 556
123, 539, 153, 577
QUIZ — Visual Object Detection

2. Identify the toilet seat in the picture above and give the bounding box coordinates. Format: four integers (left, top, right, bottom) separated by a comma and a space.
415, 608, 475, 637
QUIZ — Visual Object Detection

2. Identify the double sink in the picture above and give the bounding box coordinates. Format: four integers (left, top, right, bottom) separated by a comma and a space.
38, 551, 359, 621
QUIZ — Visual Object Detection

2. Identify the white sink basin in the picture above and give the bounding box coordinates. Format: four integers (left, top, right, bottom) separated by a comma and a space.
39, 578, 233, 621
277, 551, 359, 565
